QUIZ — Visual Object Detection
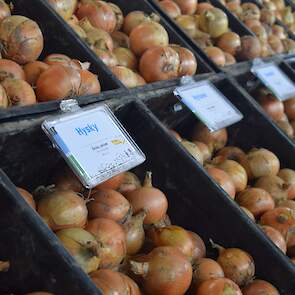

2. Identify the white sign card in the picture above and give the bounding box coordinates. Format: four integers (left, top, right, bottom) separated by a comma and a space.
174, 80, 243, 131
251, 62, 295, 101
42, 104, 145, 189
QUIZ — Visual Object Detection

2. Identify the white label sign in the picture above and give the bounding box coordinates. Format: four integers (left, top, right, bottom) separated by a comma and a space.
42, 104, 145, 189
174, 80, 243, 131
252, 63, 295, 101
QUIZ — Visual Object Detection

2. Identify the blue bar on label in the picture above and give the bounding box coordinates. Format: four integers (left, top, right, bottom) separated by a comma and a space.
54, 133, 71, 155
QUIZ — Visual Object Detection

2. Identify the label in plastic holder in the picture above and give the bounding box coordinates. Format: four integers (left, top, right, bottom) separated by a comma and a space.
252, 62, 295, 101
42, 104, 145, 189
174, 80, 243, 131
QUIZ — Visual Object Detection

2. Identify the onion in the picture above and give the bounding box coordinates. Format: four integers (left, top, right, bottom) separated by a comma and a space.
241, 207, 255, 221
36, 65, 81, 102
206, 166, 236, 199
87, 189, 131, 222
43, 54, 80, 70
114, 47, 138, 71
197, 3, 214, 14
260, 225, 287, 253
94, 173, 125, 191
90, 269, 141, 295
236, 188, 274, 218
0, 0, 10, 22
76, 1, 116, 33
189, 231, 206, 262
193, 141, 212, 162
175, 15, 198, 38
282, 38, 295, 53
130, 21, 169, 56
170, 129, 182, 141
67, 14, 78, 26
17, 187, 36, 210
216, 247, 255, 286
23, 61, 49, 86
108, 3, 123, 31
94, 49, 118, 67
159, 0, 181, 18
242, 280, 279, 295
191, 122, 228, 152
241, 3, 260, 21
130, 246, 192, 295
247, 148, 280, 179
224, 52, 236, 66
48, 0, 77, 20
251, 25, 268, 42
125, 171, 168, 225
276, 119, 294, 138
226, 1, 242, 15
79, 18, 114, 51
258, 92, 285, 121
199, 8, 229, 38
272, 25, 287, 39
278, 199, 295, 210
213, 159, 248, 192
244, 19, 262, 29
111, 31, 130, 49
1, 78, 36, 106
197, 278, 242, 295
284, 97, 295, 121
0, 16, 43, 64
0, 59, 25, 81
123, 211, 146, 255
181, 140, 204, 165
260, 207, 295, 238
37, 189, 87, 231
264, 1, 277, 12
193, 258, 224, 286
278, 169, 295, 199
86, 217, 126, 268
237, 36, 261, 60
282, 7, 294, 26
139, 46, 180, 82
268, 35, 284, 54
260, 41, 273, 58
170, 45, 197, 76
152, 214, 172, 229
56, 228, 99, 273
110, 65, 144, 88
173, 0, 197, 15
217, 32, 241, 56
78, 69, 101, 96
0, 83, 8, 108
260, 8, 276, 25
118, 172, 141, 194
286, 227, 295, 256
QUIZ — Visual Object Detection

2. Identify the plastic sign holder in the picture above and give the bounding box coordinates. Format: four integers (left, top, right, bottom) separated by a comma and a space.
251, 59, 295, 101
42, 99, 145, 189
174, 77, 243, 132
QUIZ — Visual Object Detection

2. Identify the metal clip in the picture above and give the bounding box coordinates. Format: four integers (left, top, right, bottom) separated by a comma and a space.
252, 58, 263, 67
180, 75, 195, 85
60, 99, 81, 113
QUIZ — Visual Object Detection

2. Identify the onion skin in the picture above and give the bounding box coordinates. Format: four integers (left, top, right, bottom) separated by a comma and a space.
278, 200, 295, 211
110, 65, 144, 88
108, 3, 124, 31
90, 269, 141, 295
241, 3, 260, 21
260, 207, 295, 238
204, 46, 226, 67
0, 16, 44, 64
175, 15, 198, 38
237, 36, 261, 60
1, 78, 36, 106
130, 21, 169, 56
0, 59, 25, 82
94, 48, 118, 67
130, 246, 192, 295
173, 0, 197, 15
196, 278, 242, 295
87, 189, 131, 222
242, 279, 280, 295
17, 187, 36, 210
261, 225, 287, 253
118, 172, 141, 195
193, 141, 211, 162
159, 0, 182, 19
23, 61, 49, 86
0, 0, 10, 22
114, 47, 138, 71
189, 231, 206, 262
48, 0, 77, 20
111, 31, 130, 49
217, 248, 255, 286
284, 97, 295, 121
278, 169, 295, 200
37, 189, 88, 231
217, 32, 241, 56
236, 188, 274, 218
85, 217, 126, 269
268, 35, 284, 54
94, 173, 125, 191
56, 228, 100, 273
78, 69, 101, 96
0, 84, 8, 108
125, 172, 168, 225
181, 140, 204, 165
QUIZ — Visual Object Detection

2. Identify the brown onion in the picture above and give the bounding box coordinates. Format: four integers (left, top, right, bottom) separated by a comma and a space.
56, 228, 99, 273
224, 52, 236, 66
247, 148, 280, 179
217, 32, 241, 56
159, 0, 181, 18
139, 46, 180, 82
108, 3, 124, 31
0, 59, 25, 81
175, 15, 198, 38
37, 189, 88, 231
110, 65, 144, 88
130, 246, 192, 295
67, 14, 78, 26
181, 140, 204, 165
0, 16, 43, 64
196, 3, 214, 14
244, 19, 261, 29
1, 78, 36, 106
0, 83, 8, 108
206, 166, 236, 199
189, 231, 206, 262
237, 36, 261, 60
0, 0, 10, 22
111, 31, 130, 49
118, 172, 141, 194
43, 53, 80, 70
196, 278, 242, 295
23, 61, 49, 86
114, 47, 138, 71
78, 69, 101, 96
76, 1, 116, 33
241, 207, 255, 221
17, 187, 36, 210
272, 25, 287, 40
191, 122, 228, 152
236, 188, 275, 218
94, 49, 118, 67
90, 269, 141, 295
123, 211, 146, 255
261, 225, 287, 253
94, 173, 125, 191
130, 21, 169, 56
284, 97, 295, 121
260, 8, 276, 25
170, 129, 182, 141
240, 3, 260, 21
242, 279, 280, 295
48, 0, 77, 20
278, 169, 295, 200
125, 171, 168, 225
193, 141, 212, 162
276, 119, 294, 138
268, 35, 284, 54
282, 38, 295, 53
278, 199, 295, 210
251, 25, 268, 42
87, 189, 131, 222
173, 0, 197, 15
258, 92, 285, 121
86, 217, 126, 268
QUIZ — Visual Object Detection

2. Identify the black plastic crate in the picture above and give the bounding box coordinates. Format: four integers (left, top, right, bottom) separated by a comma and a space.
1, 96, 295, 294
